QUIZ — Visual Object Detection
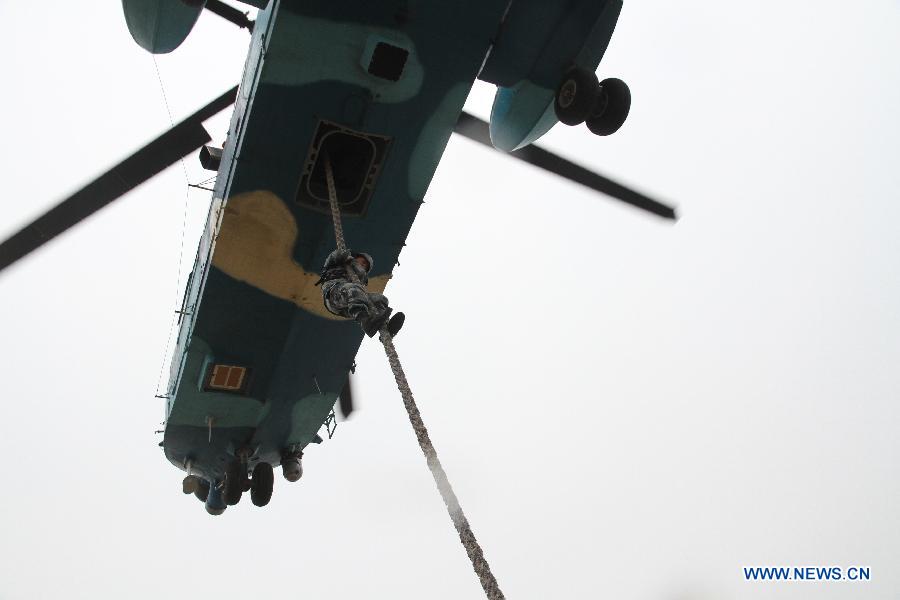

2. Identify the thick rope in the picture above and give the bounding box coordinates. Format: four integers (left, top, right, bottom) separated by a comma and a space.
324, 154, 347, 254
379, 330, 505, 600
323, 154, 505, 600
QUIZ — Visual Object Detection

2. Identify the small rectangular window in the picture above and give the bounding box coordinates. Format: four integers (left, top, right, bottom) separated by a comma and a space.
205, 364, 249, 393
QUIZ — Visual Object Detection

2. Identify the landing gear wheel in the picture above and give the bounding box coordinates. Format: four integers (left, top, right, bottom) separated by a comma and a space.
554, 67, 600, 126
223, 461, 247, 506
250, 462, 275, 507
194, 479, 210, 503
586, 78, 631, 136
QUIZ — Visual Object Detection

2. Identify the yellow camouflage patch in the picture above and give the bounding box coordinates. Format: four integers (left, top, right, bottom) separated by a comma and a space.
211, 190, 390, 320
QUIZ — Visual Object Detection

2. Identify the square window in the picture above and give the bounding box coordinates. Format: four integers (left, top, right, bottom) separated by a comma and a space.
368, 42, 408, 81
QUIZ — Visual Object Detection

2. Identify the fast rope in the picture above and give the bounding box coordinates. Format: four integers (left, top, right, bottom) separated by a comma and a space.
323, 154, 506, 600
325, 154, 348, 254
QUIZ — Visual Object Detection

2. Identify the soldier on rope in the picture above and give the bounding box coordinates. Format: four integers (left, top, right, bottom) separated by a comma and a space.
316, 248, 404, 337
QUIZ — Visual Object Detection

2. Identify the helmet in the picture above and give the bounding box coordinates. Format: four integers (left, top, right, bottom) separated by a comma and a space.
351, 252, 374, 273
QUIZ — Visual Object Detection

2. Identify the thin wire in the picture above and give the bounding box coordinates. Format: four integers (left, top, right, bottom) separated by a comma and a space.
151, 56, 194, 398
152, 56, 175, 124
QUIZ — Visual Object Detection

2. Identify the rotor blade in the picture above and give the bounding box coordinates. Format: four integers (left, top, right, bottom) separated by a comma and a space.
0, 85, 238, 273
339, 374, 354, 419
205, 0, 254, 31
453, 112, 677, 220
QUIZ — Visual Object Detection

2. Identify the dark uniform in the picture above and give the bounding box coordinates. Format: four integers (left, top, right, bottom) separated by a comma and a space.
317, 249, 394, 337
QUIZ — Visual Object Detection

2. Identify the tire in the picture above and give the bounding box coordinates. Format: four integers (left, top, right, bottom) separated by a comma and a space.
251, 462, 275, 507
194, 479, 210, 503
223, 461, 246, 506
554, 68, 600, 126
586, 78, 631, 136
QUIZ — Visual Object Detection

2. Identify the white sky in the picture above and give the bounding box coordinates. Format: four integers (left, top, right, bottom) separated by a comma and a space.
1, 2, 899, 599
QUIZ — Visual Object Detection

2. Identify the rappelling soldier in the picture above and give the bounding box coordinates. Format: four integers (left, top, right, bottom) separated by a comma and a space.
316, 248, 404, 337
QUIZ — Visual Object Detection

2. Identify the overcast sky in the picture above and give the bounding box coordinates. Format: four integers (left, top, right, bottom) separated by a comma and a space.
1, 2, 899, 599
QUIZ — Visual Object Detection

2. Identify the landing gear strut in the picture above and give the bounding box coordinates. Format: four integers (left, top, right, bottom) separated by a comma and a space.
182, 450, 294, 513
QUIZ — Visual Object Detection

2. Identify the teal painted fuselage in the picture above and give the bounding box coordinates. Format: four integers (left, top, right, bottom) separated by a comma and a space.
157, 0, 622, 510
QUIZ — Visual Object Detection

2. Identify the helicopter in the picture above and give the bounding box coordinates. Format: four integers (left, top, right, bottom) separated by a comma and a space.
0, 0, 675, 515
